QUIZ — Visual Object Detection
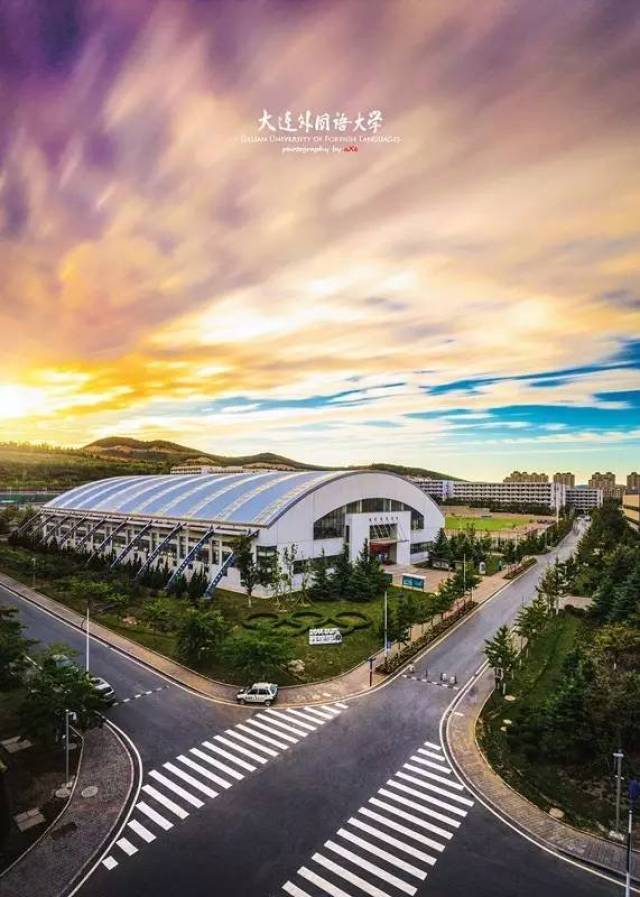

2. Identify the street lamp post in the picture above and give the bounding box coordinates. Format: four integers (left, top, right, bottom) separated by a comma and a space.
625, 779, 640, 897
383, 590, 389, 659
64, 708, 71, 787
31, 557, 36, 588
614, 750, 625, 836
85, 601, 91, 673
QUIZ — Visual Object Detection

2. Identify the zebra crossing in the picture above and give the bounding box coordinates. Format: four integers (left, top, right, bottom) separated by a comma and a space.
279, 739, 472, 897
102, 702, 349, 872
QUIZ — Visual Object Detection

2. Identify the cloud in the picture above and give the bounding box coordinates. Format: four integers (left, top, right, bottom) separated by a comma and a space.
0, 0, 639, 479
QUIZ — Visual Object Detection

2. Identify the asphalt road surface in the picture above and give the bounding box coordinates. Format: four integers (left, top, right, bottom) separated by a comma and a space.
1, 528, 622, 897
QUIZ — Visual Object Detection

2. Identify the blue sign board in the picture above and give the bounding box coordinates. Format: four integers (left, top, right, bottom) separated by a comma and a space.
402, 574, 425, 591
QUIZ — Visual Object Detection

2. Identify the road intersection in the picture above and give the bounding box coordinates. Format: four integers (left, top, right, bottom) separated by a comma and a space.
0, 530, 623, 896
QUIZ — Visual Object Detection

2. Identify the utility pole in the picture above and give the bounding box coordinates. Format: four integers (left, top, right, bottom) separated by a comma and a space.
625, 780, 640, 897
65, 708, 70, 786
383, 590, 389, 658
85, 602, 90, 673
614, 750, 624, 836
463, 553, 466, 607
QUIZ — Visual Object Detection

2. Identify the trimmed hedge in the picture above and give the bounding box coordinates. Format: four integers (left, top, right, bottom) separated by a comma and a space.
242, 608, 373, 637
242, 612, 279, 631
503, 557, 537, 580
376, 602, 475, 674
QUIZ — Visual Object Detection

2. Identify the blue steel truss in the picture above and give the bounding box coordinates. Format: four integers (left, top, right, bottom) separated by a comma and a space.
59, 516, 88, 548
16, 511, 44, 536
75, 517, 108, 551
92, 519, 129, 556
203, 551, 235, 598
135, 523, 183, 580
45, 515, 71, 545
111, 522, 153, 569
166, 528, 216, 590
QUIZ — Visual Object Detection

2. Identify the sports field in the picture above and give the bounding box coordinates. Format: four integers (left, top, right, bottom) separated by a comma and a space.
445, 514, 537, 531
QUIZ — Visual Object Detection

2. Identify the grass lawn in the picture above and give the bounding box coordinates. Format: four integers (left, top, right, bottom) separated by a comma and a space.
0, 543, 415, 685
445, 514, 536, 531
478, 611, 620, 834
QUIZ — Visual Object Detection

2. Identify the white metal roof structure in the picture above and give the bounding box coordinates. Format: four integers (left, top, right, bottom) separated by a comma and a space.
44, 470, 385, 527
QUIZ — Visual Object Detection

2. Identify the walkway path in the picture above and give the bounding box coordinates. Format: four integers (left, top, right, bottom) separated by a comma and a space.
445, 665, 639, 880
1, 723, 133, 897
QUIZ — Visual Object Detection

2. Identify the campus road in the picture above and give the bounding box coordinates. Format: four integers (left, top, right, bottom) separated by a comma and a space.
1, 528, 620, 897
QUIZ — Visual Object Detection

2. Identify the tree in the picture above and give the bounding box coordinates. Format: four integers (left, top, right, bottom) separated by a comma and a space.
235, 536, 261, 608
515, 594, 548, 652
309, 551, 332, 601
176, 607, 229, 667
330, 544, 353, 600
609, 563, 640, 623
281, 544, 299, 605
19, 662, 106, 747
0, 604, 36, 686
221, 627, 295, 680
484, 625, 518, 688
536, 559, 568, 615
431, 529, 451, 564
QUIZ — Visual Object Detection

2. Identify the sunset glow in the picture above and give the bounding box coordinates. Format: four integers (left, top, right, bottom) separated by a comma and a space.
1, 1, 639, 478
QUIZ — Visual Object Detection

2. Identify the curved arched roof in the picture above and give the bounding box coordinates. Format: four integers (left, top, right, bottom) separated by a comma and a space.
44, 470, 415, 527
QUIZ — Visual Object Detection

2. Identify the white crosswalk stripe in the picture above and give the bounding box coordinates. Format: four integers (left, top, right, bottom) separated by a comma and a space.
203, 739, 256, 772
241, 719, 296, 747
163, 762, 219, 799
347, 815, 436, 866
177, 754, 232, 790
403, 763, 461, 788
312, 851, 391, 897
282, 882, 313, 897
190, 746, 244, 780
371, 797, 448, 851
298, 864, 350, 897
102, 703, 348, 871
228, 727, 280, 757
259, 711, 309, 737
384, 780, 468, 818
136, 801, 173, 831
128, 819, 156, 843
264, 709, 315, 732
142, 784, 190, 820
395, 771, 473, 805
148, 770, 204, 808
336, 827, 426, 881
279, 733, 471, 897
215, 732, 269, 764
324, 839, 417, 895
358, 807, 442, 855
409, 754, 451, 774
302, 706, 336, 721
286, 707, 326, 726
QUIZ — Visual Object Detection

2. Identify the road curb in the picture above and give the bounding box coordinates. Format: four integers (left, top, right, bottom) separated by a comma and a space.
442, 665, 640, 886
0, 550, 556, 709
0, 721, 137, 897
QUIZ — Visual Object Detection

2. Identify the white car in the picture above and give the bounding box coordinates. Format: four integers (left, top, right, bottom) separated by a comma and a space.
236, 683, 278, 706
92, 676, 116, 705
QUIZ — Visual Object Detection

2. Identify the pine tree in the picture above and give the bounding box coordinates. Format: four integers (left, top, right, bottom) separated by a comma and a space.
309, 551, 331, 601
484, 625, 518, 686
330, 544, 353, 600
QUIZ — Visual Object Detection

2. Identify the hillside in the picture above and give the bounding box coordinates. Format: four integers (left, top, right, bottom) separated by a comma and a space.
0, 438, 458, 490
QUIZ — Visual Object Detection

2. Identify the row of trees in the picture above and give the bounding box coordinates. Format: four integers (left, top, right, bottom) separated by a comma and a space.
430, 516, 573, 570
485, 504, 640, 762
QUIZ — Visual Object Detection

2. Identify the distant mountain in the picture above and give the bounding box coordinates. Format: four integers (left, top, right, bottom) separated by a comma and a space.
83, 437, 459, 480
0, 438, 459, 491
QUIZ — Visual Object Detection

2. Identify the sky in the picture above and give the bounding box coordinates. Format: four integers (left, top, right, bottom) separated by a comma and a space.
1, 0, 639, 482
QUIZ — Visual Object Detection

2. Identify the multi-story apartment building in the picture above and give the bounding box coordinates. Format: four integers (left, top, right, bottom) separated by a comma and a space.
503, 471, 549, 483
553, 472, 575, 487
627, 472, 640, 491
450, 480, 564, 510
409, 478, 455, 501
588, 471, 624, 499
565, 486, 604, 511
623, 490, 640, 531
